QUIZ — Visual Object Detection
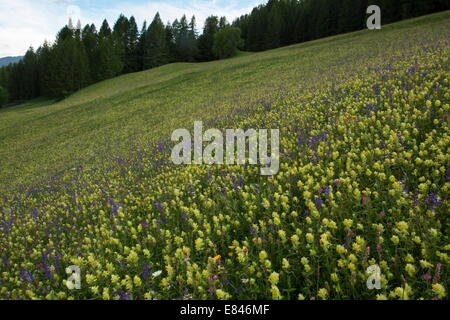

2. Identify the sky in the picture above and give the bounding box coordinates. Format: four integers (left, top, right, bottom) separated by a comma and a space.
0, 0, 266, 57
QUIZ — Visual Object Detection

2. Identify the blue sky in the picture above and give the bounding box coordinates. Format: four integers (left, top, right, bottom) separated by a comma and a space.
0, 0, 266, 57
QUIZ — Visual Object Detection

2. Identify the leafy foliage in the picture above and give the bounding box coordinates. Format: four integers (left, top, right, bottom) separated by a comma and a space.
213, 27, 244, 59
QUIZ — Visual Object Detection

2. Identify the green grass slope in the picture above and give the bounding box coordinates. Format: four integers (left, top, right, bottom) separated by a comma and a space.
0, 12, 447, 192
0, 12, 449, 300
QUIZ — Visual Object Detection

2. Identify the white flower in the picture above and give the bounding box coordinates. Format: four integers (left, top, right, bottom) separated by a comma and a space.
152, 270, 162, 278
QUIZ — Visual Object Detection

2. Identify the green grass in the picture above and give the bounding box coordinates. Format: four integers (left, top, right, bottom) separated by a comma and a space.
1, 11, 448, 193
0, 11, 448, 300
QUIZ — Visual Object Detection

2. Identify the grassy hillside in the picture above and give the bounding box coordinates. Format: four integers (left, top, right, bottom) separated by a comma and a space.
0, 12, 449, 300
1, 12, 447, 193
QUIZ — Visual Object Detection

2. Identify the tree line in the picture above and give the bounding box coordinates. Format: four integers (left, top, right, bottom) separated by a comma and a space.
0, 13, 243, 103
232, 0, 449, 52
1, 0, 449, 106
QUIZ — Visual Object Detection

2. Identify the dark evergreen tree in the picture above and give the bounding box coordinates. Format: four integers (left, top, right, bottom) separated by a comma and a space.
136, 21, 148, 70
96, 20, 122, 81
124, 16, 140, 73
143, 13, 169, 69
165, 22, 176, 63
112, 14, 130, 73
82, 24, 99, 83
265, 1, 282, 50
22, 47, 39, 98
36, 41, 53, 97
197, 15, 220, 61
173, 15, 198, 62
246, 7, 266, 51
0, 85, 7, 106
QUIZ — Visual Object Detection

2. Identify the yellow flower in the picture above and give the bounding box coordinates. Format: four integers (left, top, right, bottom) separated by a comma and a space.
195, 238, 204, 251
102, 288, 110, 300
317, 288, 328, 300
291, 234, 300, 246
432, 284, 446, 298
269, 272, 279, 285
405, 264, 416, 276
216, 289, 231, 300
336, 245, 347, 254
391, 235, 400, 245
259, 250, 268, 262
343, 219, 353, 228
90, 286, 99, 295
282, 258, 290, 269
396, 221, 409, 233
133, 275, 142, 287
111, 274, 120, 283
270, 285, 282, 300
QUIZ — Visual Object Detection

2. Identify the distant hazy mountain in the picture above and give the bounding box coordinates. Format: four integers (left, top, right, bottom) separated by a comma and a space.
0, 56, 23, 67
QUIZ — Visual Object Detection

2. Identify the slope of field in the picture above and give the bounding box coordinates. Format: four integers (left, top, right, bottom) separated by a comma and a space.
0, 12, 449, 300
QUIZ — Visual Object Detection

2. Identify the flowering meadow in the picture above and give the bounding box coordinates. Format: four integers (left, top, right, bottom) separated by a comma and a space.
0, 12, 449, 300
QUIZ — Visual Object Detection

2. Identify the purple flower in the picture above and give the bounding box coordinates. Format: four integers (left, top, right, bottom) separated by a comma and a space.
114, 290, 130, 300
314, 197, 323, 210
376, 244, 382, 253
142, 264, 150, 280
111, 203, 120, 215
426, 193, 442, 210
19, 269, 34, 282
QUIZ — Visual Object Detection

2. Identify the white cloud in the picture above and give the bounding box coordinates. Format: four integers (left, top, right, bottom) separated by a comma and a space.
0, 0, 264, 57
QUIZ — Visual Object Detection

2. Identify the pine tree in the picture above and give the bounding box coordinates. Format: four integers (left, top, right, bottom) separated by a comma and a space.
22, 47, 39, 98
219, 16, 229, 29
112, 14, 130, 73
197, 16, 220, 61
96, 20, 123, 81
136, 21, 148, 70
36, 41, 53, 97
265, 3, 282, 50
173, 15, 198, 62
165, 22, 176, 63
124, 16, 139, 73
143, 13, 169, 69
0, 85, 8, 106
247, 7, 266, 51
82, 24, 98, 83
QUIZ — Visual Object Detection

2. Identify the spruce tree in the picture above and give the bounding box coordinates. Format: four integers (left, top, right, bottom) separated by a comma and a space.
197, 16, 219, 61
143, 13, 169, 69
96, 20, 123, 81
124, 16, 139, 73
82, 24, 99, 83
